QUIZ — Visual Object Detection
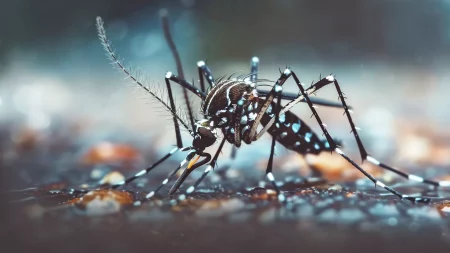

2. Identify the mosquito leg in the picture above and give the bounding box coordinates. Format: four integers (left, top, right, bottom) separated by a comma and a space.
257, 89, 349, 109
291, 71, 432, 203
250, 56, 259, 83
178, 138, 227, 201
163, 74, 189, 147
110, 71, 192, 189
253, 73, 334, 141
160, 10, 196, 132
109, 147, 191, 189
323, 76, 450, 188
247, 68, 292, 141
265, 86, 287, 202
197, 60, 216, 89
133, 151, 196, 206
165, 73, 205, 99
169, 152, 212, 195
232, 92, 249, 147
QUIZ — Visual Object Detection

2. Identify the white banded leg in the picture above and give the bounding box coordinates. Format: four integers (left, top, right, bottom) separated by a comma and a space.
250, 56, 259, 83
365, 156, 450, 187
308, 74, 450, 189
336, 149, 430, 203
265, 84, 287, 203
197, 60, 215, 88
254, 72, 335, 141
248, 68, 292, 141
110, 147, 185, 189
133, 151, 196, 206
173, 138, 227, 204
291, 70, 431, 203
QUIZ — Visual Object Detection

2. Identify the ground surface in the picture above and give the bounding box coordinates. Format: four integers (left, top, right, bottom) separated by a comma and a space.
1, 122, 450, 253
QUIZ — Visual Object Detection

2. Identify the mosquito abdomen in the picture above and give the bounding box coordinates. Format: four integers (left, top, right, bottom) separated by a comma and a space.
260, 101, 331, 155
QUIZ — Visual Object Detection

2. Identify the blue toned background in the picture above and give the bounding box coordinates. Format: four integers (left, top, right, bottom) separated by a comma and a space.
2, 0, 450, 181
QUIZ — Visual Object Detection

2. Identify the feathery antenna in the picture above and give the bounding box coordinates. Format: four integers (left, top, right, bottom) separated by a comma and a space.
95, 16, 193, 136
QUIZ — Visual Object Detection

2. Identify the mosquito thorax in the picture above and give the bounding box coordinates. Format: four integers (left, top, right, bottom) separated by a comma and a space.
192, 119, 217, 149
201, 79, 259, 145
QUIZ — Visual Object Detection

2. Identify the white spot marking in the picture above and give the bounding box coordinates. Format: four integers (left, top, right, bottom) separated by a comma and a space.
178, 194, 186, 201
283, 68, 291, 75
376, 181, 386, 188
408, 175, 424, 183
186, 186, 195, 194
326, 75, 335, 82
295, 141, 300, 147
366, 156, 380, 165
169, 147, 179, 154
280, 132, 287, 138
197, 61, 205, 67
240, 115, 248, 125
274, 85, 282, 93
314, 143, 320, 150
135, 170, 146, 177
292, 123, 300, 133
304, 132, 312, 142
205, 165, 213, 173
146, 191, 155, 199
216, 110, 227, 116
241, 125, 250, 134
248, 112, 257, 121
165, 71, 173, 78
267, 172, 275, 182
252, 57, 259, 63
279, 114, 286, 123
116, 181, 125, 185
179, 159, 188, 167
335, 148, 344, 155
162, 179, 169, 185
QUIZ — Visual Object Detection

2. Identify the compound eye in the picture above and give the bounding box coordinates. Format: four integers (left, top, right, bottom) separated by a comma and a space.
192, 127, 216, 148
198, 127, 215, 141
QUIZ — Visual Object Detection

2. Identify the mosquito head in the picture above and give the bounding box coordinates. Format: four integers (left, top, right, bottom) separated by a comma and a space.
192, 119, 217, 150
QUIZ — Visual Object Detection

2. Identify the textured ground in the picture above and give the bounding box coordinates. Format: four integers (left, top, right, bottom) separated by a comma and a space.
1, 121, 450, 253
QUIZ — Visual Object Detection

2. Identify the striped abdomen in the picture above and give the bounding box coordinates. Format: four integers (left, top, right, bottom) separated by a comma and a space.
259, 100, 332, 155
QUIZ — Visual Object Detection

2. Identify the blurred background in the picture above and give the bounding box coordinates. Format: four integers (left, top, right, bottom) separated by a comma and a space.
3, 1, 450, 252
2, 0, 450, 187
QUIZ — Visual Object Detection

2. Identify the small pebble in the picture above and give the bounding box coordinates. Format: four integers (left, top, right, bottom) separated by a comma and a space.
68, 189, 133, 216
99, 171, 125, 185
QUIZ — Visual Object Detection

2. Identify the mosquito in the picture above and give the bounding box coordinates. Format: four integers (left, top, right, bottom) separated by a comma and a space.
95, 11, 450, 206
